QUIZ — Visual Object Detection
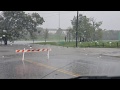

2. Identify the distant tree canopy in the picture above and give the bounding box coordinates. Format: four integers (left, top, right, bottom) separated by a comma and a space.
71, 14, 103, 42
56, 28, 63, 36
102, 30, 120, 40
0, 11, 44, 41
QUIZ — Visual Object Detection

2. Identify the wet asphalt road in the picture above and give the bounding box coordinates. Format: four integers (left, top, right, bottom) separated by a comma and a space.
1, 42, 120, 79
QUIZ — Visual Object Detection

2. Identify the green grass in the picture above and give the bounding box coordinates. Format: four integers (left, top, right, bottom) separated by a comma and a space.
79, 41, 120, 48
35, 41, 120, 48
35, 41, 76, 47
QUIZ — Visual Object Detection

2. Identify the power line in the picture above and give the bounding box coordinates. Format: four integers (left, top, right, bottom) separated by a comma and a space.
59, 11, 60, 29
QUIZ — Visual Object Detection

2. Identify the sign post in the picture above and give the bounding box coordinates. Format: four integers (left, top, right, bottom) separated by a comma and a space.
47, 50, 49, 59
22, 48, 25, 61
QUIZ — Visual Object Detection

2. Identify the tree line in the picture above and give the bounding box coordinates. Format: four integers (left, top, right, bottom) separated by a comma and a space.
102, 30, 120, 40
66, 14, 120, 42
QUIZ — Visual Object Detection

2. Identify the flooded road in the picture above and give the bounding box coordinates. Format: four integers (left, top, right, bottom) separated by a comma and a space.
0, 43, 120, 79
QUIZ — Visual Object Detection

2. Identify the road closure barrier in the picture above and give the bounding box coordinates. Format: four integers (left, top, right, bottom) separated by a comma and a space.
16, 48, 51, 60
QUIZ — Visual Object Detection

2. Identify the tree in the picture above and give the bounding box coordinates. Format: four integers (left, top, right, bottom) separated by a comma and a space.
37, 27, 44, 35
71, 14, 103, 42
90, 18, 102, 41
0, 11, 27, 44
95, 28, 103, 40
1, 11, 26, 38
30, 31, 38, 43
102, 30, 120, 40
0, 11, 45, 45
66, 27, 73, 42
37, 27, 44, 40
23, 12, 44, 41
55, 28, 63, 41
71, 14, 92, 42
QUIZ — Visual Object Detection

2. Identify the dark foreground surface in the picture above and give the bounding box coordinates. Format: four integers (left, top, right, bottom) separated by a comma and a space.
0, 43, 120, 79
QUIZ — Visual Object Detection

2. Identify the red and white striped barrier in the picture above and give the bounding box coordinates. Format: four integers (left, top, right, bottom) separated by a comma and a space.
16, 49, 51, 53
16, 48, 51, 60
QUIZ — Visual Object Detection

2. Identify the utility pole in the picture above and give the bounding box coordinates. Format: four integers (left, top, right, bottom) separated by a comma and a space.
58, 11, 61, 42
59, 11, 60, 29
76, 11, 79, 47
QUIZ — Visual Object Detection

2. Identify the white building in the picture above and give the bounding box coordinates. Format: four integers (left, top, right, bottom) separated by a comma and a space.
48, 29, 57, 34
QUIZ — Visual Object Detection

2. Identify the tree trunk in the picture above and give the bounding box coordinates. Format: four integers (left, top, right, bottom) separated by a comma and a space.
79, 36, 82, 42
45, 38, 46, 44
3, 37, 7, 45
0, 40, 2, 44
69, 35, 70, 42
33, 39, 34, 44
65, 36, 66, 42
4, 40, 7, 45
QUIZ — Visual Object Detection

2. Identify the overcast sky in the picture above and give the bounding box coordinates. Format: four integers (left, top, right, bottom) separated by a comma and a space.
2, 11, 120, 30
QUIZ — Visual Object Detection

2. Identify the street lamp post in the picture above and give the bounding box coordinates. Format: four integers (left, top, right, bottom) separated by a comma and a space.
76, 11, 79, 47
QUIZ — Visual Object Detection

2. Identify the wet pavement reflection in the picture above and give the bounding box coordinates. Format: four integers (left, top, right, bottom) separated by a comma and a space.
0, 44, 120, 79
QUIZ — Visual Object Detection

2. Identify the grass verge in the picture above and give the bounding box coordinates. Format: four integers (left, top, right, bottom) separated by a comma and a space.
35, 41, 120, 48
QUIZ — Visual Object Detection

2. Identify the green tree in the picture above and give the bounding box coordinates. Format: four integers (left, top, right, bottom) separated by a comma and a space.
71, 14, 103, 42
0, 11, 45, 44
90, 18, 102, 41
71, 14, 92, 42
66, 27, 73, 42
56, 28, 63, 41
23, 12, 44, 41
102, 30, 120, 40
37, 27, 44, 35
95, 28, 103, 40
30, 32, 38, 43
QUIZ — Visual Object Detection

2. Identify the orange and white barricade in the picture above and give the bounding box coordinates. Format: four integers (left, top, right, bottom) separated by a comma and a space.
16, 48, 52, 60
